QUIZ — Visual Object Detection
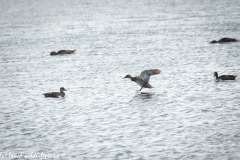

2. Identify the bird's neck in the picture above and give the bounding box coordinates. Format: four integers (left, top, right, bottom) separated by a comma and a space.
60, 92, 65, 97
130, 76, 137, 82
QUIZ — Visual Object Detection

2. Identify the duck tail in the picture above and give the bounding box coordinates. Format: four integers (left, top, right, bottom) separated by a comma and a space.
146, 83, 153, 88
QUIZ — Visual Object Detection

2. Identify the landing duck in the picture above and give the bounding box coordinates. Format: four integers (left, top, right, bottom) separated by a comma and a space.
210, 38, 238, 43
123, 69, 161, 91
214, 72, 237, 81
50, 50, 75, 55
43, 87, 67, 98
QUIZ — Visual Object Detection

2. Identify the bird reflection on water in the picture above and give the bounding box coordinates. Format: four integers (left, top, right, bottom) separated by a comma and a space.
128, 92, 159, 106
135, 92, 155, 99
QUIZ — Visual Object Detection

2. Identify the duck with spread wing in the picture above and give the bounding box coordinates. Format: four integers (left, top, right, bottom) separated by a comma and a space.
124, 69, 161, 91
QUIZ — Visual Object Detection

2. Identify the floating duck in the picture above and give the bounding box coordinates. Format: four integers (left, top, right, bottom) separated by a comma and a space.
123, 69, 161, 91
43, 87, 67, 98
214, 72, 237, 81
210, 38, 238, 43
50, 50, 75, 55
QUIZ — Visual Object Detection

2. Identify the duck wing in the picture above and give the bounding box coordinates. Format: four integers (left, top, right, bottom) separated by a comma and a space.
218, 74, 237, 80
139, 69, 161, 83
219, 38, 237, 42
219, 75, 236, 78
43, 92, 60, 98
58, 50, 75, 54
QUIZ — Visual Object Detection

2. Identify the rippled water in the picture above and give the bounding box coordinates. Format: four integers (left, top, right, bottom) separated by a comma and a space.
1, 0, 240, 159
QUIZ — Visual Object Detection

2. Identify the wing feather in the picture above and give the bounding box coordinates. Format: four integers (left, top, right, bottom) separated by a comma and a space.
139, 69, 161, 82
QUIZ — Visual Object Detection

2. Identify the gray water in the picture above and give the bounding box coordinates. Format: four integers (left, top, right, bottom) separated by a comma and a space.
0, 0, 240, 159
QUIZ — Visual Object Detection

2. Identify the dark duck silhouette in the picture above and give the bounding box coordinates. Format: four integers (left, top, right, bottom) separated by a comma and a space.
214, 72, 237, 81
123, 69, 161, 91
210, 38, 238, 43
43, 87, 67, 98
50, 50, 75, 55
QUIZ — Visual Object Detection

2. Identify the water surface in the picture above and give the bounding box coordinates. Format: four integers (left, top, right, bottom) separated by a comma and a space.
0, 0, 240, 159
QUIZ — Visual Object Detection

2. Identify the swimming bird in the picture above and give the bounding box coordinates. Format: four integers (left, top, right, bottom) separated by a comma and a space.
214, 72, 237, 81
50, 50, 75, 55
123, 69, 161, 91
43, 87, 67, 98
210, 38, 238, 43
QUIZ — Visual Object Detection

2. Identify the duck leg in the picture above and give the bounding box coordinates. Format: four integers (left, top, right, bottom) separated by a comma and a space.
137, 86, 143, 91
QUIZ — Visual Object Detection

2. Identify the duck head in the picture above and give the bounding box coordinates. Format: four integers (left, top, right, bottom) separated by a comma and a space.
50, 51, 58, 55
210, 40, 218, 43
60, 87, 67, 92
123, 75, 132, 79
213, 72, 218, 77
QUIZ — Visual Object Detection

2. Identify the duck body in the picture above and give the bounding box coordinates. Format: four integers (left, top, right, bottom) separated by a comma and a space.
127, 75, 153, 89
210, 38, 238, 43
50, 50, 75, 55
43, 87, 67, 98
124, 69, 161, 91
214, 72, 237, 81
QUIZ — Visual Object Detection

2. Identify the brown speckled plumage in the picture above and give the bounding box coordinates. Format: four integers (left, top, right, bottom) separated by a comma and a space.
210, 38, 238, 44
50, 50, 75, 55
43, 87, 67, 98
124, 69, 161, 91
214, 72, 237, 81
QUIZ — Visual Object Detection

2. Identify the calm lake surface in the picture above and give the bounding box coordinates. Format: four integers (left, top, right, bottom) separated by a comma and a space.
0, 0, 240, 159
